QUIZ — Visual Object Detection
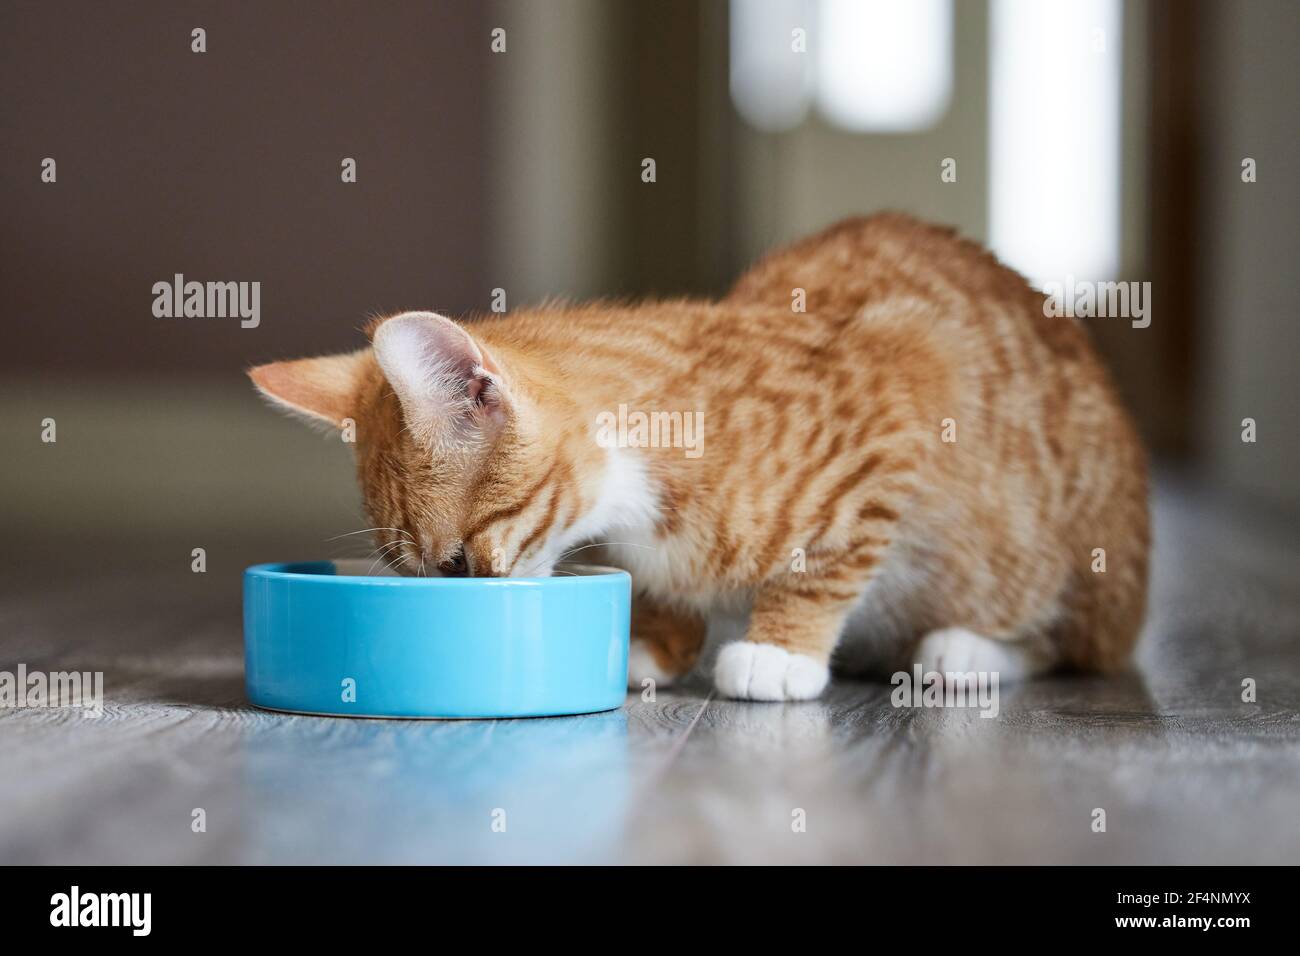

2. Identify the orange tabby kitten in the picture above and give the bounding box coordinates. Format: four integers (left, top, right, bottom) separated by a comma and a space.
250, 214, 1149, 701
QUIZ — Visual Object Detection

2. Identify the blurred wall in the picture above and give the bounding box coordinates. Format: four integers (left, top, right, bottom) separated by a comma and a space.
488, 0, 733, 304
731, 0, 991, 266
488, 0, 620, 303
1196, 0, 1300, 512
0, 0, 491, 376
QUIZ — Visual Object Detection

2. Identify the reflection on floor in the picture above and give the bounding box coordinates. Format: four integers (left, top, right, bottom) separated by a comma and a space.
1, 479, 1297, 864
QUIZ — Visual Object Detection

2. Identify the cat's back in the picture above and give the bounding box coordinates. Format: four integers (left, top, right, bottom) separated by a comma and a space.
726, 212, 1036, 318
727, 213, 1130, 426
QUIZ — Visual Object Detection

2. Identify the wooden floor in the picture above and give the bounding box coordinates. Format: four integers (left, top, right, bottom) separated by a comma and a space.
2, 477, 1298, 865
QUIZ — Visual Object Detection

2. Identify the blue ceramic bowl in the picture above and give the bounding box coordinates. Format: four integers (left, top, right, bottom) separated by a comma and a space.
243, 560, 631, 719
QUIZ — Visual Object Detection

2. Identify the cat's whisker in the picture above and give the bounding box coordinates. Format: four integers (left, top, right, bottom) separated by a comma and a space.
326, 527, 413, 542
366, 539, 406, 560
328, 544, 383, 559
378, 549, 412, 577
548, 540, 659, 566
367, 540, 408, 576
518, 540, 657, 579
520, 538, 663, 579
336, 536, 403, 559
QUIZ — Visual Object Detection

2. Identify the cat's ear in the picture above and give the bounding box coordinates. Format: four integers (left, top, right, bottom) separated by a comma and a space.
247, 350, 365, 429
369, 311, 506, 444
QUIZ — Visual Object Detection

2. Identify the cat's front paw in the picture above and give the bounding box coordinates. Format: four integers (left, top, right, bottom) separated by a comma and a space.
714, 641, 829, 701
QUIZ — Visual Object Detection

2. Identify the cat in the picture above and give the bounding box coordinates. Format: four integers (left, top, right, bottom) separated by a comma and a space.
249, 213, 1149, 702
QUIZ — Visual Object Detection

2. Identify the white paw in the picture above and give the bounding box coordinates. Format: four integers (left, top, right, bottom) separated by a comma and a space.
627, 640, 676, 690
913, 627, 1033, 682
714, 641, 829, 701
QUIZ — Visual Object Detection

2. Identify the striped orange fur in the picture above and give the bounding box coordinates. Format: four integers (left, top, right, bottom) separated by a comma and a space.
250, 214, 1149, 701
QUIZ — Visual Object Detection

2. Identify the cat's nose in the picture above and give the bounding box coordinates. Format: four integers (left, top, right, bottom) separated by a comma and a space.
437, 545, 470, 577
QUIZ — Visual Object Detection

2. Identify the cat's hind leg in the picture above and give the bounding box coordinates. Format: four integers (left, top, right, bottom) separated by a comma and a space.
912, 627, 1056, 683
627, 595, 706, 690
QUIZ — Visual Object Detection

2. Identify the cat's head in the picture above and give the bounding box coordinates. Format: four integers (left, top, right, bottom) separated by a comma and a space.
249, 311, 605, 577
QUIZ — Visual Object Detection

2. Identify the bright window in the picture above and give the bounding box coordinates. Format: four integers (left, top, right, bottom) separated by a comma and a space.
988, 0, 1123, 285
815, 0, 953, 133
729, 0, 814, 132
729, 0, 954, 134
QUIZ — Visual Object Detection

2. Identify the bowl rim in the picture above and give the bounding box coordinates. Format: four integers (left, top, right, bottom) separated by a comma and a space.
244, 560, 631, 588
